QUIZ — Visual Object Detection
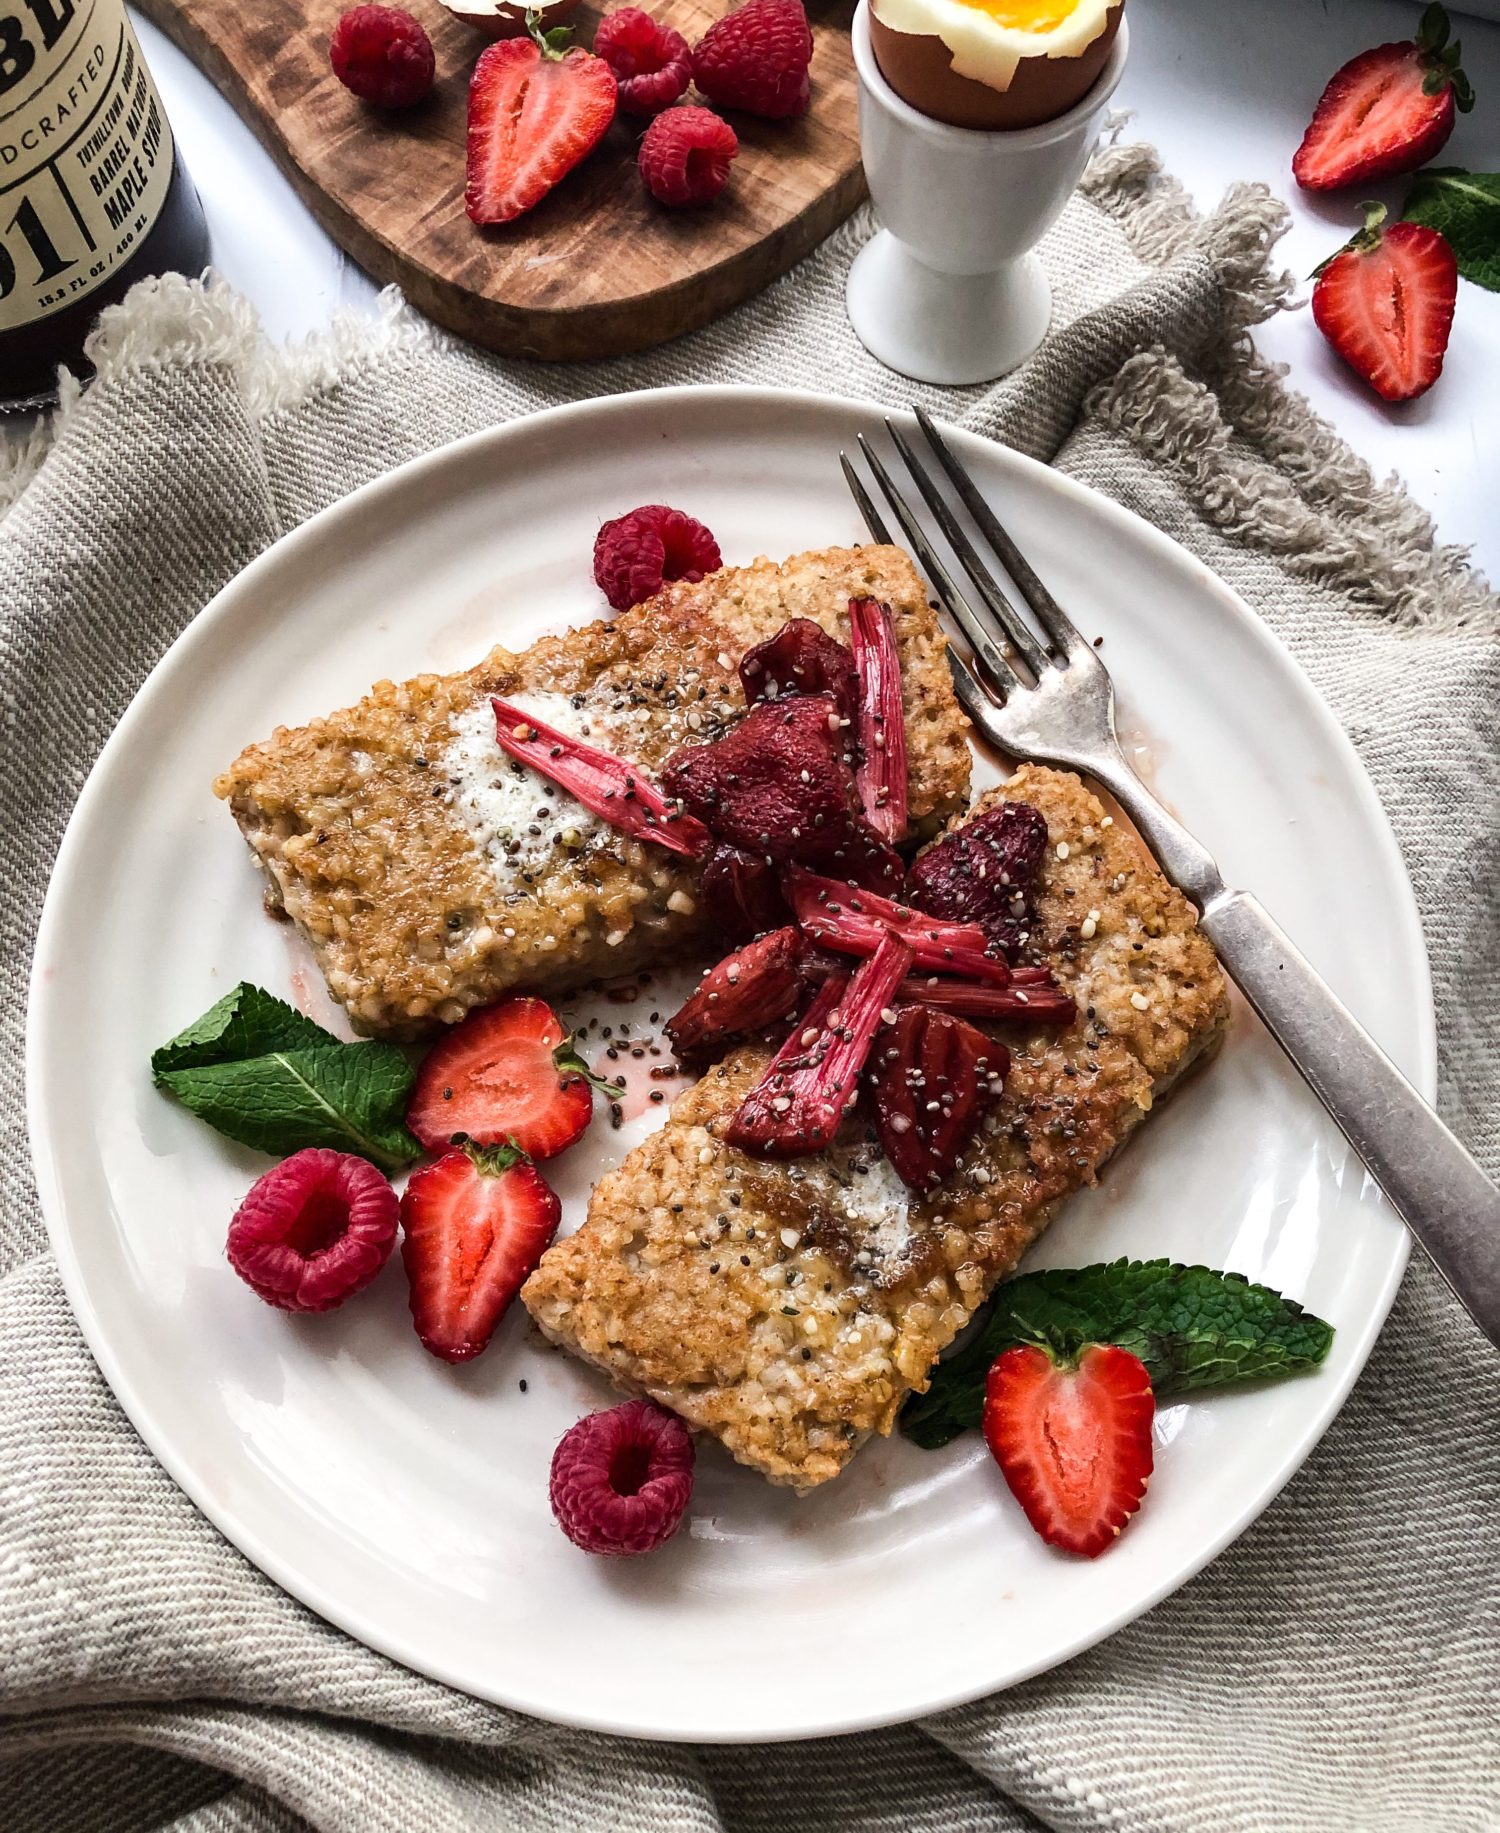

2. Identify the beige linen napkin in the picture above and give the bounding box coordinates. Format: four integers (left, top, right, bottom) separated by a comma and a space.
2, 142, 1496, 1833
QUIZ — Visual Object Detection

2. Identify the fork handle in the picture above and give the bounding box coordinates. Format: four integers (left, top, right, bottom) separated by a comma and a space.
1200, 890, 1500, 1348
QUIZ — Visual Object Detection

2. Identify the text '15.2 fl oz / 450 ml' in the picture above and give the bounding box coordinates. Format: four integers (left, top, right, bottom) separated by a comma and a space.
1, 0, 209, 408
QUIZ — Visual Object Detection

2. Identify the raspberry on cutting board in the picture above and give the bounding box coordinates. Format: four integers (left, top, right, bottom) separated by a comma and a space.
638, 105, 740, 207
692, 0, 814, 120
595, 7, 694, 116
329, 5, 436, 108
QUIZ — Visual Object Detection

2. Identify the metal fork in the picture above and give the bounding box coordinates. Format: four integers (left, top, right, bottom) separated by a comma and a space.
844, 407, 1500, 1350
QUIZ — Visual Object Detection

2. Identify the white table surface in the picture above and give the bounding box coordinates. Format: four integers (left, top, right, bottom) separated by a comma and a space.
132, 0, 1499, 582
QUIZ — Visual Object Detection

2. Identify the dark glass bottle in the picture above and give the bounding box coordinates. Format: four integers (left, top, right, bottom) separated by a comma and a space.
1, 0, 210, 409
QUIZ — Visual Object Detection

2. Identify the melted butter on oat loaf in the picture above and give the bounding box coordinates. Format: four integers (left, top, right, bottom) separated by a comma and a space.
522, 763, 1230, 1491
214, 546, 970, 1039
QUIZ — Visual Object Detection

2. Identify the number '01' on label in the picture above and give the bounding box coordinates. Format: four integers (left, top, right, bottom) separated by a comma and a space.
0, 0, 175, 330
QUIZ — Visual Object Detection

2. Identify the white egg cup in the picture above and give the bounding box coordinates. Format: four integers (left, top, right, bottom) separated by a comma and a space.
847, 2, 1129, 386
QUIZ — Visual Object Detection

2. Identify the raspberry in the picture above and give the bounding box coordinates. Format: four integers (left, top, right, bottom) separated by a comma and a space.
594, 8, 693, 117
638, 105, 739, 207
692, 0, 813, 120
226, 1148, 399, 1313
330, 5, 435, 109
550, 1399, 695, 1555
592, 503, 722, 611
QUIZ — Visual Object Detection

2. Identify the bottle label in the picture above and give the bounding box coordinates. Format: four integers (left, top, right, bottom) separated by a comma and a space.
0, 0, 175, 332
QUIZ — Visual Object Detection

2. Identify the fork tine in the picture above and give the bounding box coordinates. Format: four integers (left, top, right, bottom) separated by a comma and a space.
943, 642, 1002, 734
840, 452, 893, 546
854, 436, 1022, 697
885, 417, 1051, 682
915, 405, 1090, 660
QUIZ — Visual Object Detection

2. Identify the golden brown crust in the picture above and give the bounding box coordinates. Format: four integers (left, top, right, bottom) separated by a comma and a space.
215, 546, 970, 1038
522, 765, 1229, 1490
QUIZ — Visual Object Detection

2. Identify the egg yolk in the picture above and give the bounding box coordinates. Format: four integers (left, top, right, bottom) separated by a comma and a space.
954, 0, 1081, 27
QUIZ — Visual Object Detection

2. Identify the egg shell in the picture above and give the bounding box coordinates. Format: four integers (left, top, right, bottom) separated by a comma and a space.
869, 1, 1122, 130
439, 0, 582, 38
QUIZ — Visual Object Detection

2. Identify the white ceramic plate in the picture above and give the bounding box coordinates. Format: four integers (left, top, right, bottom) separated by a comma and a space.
28, 387, 1431, 1742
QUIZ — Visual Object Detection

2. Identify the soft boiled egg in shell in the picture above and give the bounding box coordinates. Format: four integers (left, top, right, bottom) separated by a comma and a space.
869, 0, 1123, 130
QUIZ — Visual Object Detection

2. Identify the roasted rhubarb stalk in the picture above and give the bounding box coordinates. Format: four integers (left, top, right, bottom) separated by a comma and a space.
725, 931, 912, 1158
490, 698, 712, 859
785, 868, 1010, 985
892, 976, 1077, 1026
848, 597, 908, 844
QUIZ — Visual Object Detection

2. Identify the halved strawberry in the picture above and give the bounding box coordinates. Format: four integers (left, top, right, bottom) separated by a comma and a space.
1293, 6, 1474, 193
400, 1139, 561, 1362
406, 995, 613, 1159
983, 1343, 1154, 1558
1312, 203, 1458, 402
465, 17, 618, 226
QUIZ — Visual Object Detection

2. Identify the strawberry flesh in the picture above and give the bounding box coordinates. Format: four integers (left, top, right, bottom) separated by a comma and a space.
984, 1342, 1155, 1557
908, 800, 1049, 959
665, 925, 808, 1058
786, 866, 1010, 985
406, 994, 606, 1160
491, 696, 710, 858
867, 1005, 1007, 1193
1312, 208, 1457, 402
725, 931, 911, 1158
1293, 8, 1472, 194
662, 694, 900, 887
739, 618, 857, 722
400, 1140, 561, 1362
847, 597, 909, 844
466, 32, 618, 226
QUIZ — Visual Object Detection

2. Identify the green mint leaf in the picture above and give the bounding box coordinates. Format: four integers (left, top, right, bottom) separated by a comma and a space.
1402, 168, 1500, 291
901, 1259, 1335, 1450
153, 984, 422, 1172
151, 982, 334, 1077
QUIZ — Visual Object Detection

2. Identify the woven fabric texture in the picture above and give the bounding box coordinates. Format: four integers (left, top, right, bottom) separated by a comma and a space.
2, 142, 1496, 1833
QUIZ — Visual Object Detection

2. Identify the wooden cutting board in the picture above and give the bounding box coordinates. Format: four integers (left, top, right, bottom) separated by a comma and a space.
137, 0, 865, 360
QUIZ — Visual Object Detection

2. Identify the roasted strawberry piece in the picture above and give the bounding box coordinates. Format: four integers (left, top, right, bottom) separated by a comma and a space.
785, 867, 1009, 985
739, 618, 857, 721
908, 800, 1049, 958
699, 843, 793, 941
983, 1343, 1155, 1557
661, 694, 890, 880
847, 597, 908, 844
400, 1139, 561, 1362
725, 931, 912, 1158
406, 994, 612, 1159
867, 1005, 1007, 1193
665, 925, 807, 1058
491, 697, 711, 858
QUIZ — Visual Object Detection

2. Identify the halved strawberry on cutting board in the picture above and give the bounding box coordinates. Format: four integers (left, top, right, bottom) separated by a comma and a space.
407, 995, 612, 1159
466, 18, 617, 225
400, 1140, 561, 1361
983, 1343, 1155, 1558
1312, 204, 1458, 403
1292, 4, 1474, 192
